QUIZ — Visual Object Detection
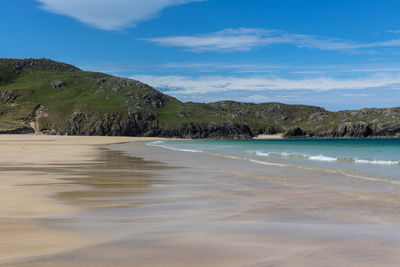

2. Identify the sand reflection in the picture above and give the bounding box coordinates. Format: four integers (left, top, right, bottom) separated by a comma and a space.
55, 149, 173, 209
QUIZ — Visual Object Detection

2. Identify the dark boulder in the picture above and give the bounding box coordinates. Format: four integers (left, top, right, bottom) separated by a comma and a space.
284, 127, 305, 138
263, 127, 277, 135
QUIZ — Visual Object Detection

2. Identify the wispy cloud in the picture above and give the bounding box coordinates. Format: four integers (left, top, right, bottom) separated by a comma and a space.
160, 62, 282, 69
387, 29, 400, 34
78, 60, 400, 78
133, 74, 400, 94
159, 62, 285, 73
144, 28, 400, 53
241, 94, 273, 102
341, 93, 370, 97
347, 67, 400, 72
37, 0, 203, 30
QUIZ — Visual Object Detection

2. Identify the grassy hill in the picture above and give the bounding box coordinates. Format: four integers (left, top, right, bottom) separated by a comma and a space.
0, 58, 399, 138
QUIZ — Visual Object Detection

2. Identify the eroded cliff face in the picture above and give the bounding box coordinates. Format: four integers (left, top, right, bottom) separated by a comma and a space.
283, 108, 400, 138
0, 58, 399, 139
62, 111, 157, 136
57, 111, 253, 139
54, 106, 400, 139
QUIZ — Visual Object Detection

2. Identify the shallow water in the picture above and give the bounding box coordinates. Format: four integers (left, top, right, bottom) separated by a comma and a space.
148, 139, 400, 182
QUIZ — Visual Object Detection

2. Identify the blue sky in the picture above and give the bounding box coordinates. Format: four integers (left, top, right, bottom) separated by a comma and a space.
2, 0, 400, 110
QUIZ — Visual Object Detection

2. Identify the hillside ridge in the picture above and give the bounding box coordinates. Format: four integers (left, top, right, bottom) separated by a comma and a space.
0, 58, 399, 138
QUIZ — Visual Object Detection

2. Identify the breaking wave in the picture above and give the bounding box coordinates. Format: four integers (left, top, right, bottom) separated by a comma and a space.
251, 151, 399, 166
147, 141, 203, 153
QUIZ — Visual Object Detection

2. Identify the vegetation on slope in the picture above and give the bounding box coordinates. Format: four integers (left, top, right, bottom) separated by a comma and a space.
0, 58, 399, 138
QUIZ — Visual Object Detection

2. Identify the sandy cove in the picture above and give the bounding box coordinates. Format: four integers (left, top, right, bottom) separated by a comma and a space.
1, 135, 400, 266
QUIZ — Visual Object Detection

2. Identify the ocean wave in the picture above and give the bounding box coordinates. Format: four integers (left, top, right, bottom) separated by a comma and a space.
253, 151, 308, 159
148, 143, 399, 166
146, 142, 399, 185
147, 141, 203, 153
353, 159, 399, 165
250, 151, 399, 166
148, 140, 165, 145
249, 159, 287, 167
309, 155, 338, 162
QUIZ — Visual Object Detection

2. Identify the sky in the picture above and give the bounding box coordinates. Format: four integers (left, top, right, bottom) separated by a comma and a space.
2, 0, 400, 110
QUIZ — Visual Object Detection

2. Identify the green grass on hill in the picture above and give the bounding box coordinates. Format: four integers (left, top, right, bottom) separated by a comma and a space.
0, 58, 399, 137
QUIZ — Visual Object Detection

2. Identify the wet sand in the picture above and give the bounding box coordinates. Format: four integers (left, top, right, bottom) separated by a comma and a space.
0, 135, 163, 263
2, 136, 400, 266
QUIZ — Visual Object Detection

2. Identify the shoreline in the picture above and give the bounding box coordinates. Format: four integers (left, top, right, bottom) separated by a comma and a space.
2, 136, 400, 266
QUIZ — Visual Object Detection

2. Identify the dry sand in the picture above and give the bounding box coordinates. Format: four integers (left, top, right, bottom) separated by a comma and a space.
253, 134, 284, 139
1, 135, 400, 266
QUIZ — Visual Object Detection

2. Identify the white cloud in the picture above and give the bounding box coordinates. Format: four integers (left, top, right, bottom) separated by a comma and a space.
341, 93, 370, 97
292, 71, 326, 74
37, 0, 203, 30
241, 94, 273, 102
348, 67, 400, 72
160, 62, 283, 70
133, 74, 400, 94
144, 27, 400, 53
387, 30, 400, 34
144, 28, 356, 52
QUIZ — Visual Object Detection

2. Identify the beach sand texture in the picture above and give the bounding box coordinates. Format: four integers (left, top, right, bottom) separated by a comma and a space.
0, 135, 160, 262
1, 135, 400, 266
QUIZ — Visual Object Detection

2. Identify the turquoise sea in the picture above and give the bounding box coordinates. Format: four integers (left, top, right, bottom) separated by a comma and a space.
148, 139, 400, 183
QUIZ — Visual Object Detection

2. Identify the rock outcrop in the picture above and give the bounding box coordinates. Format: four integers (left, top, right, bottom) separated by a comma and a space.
51, 80, 66, 88
157, 122, 253, 139
0, 58, 79, 72
0, 90, 18, 102
59, 111, 253, 139
334, 121, 373, 138
284, 127, 305, 138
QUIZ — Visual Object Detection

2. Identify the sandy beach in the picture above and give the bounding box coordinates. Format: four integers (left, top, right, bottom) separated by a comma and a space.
1, 135, 400, 266
253, 134, 284, 139
0, 135, 161, 263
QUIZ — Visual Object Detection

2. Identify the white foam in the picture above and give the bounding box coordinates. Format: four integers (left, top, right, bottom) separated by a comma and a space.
225, 155, 241, 160
339, 171, 400, 185
251, 150, 399, 166
354, 159, 399, 166
147, 142, 399, 185
309, 155, 338, 162
249, 159, 286, 167
147, 140, 165, 145
254, 151, 310, 159
147, 141, 202, 153
254, 151, 271, 157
